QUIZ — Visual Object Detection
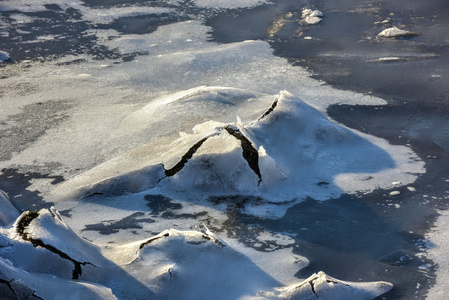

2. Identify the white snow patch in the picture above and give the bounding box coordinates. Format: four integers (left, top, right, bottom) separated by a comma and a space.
425, 210, 449, 299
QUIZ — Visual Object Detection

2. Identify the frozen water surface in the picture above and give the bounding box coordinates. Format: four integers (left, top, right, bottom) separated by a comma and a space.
0, 0, 448, 299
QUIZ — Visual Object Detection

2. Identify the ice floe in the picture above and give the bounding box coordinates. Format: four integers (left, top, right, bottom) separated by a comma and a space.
378, 26, 419, 38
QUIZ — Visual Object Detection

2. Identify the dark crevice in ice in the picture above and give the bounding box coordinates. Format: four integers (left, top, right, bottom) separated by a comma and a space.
163, 137, 209, 178
139, 230, 225, 250
258, 97, 279, 121
224, 126, 262, 184
0, 278, 18, 298
308, 281, 318, 298
200, 230, 226, 247
139, 232, 170, 249
31, 292, 46, 300
16, 211, 94, 280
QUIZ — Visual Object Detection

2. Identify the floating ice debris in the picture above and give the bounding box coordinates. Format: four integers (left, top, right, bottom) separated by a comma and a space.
0, 51, 9, 61
390, 191, 401, 196
378, 26, 419, 38
0, 206, 392, 299
377, 57, 403, 62
302, 9, 323, 25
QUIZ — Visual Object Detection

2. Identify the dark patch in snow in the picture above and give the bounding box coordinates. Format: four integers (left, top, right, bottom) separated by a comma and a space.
99, 13, 189, 35
145, 194, 182, 214
0, 168, 61, 211
258, 97, 279, 121
163, 137, 209, 177
224, 126, 262, 184
16, 211, 94, 280
58, 209, 73, 218
82, 212, 154, 235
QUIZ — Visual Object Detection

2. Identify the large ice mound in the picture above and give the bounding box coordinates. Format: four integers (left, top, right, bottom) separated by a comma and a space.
50, 87, 423, 205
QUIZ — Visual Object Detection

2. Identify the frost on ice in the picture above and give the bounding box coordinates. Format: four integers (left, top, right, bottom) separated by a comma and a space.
0, 205, 392, 299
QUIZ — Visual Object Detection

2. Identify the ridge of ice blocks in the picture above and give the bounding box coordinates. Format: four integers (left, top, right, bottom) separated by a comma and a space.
378, 26, 419, 38
0, 207, 392, 299
50, 87, 423, 205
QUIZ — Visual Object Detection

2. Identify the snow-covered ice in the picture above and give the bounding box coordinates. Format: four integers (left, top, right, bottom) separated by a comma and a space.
0, 207, 392, 299
378, 26, 419, 38
0, 0, 439, 298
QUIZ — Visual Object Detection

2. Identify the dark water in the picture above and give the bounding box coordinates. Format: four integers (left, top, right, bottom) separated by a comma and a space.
1, 1, 449, 299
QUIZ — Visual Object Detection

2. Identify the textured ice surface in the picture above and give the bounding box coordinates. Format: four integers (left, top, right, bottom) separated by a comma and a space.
48, 89, 424, 219
0, 207, 392, 299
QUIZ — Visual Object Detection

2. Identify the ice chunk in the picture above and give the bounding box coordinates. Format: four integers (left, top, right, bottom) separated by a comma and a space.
275, 271, 392, 299
0, 51, 9, 61
0, 190, 20, 226
378, 26, 419, 38
302, 9, 323, 25
0, 257, 117, 300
